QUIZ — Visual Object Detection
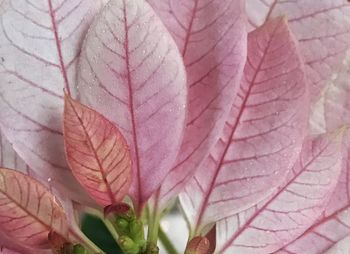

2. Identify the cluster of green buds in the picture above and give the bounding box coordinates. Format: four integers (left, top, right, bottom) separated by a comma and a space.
105, 203, 149, 254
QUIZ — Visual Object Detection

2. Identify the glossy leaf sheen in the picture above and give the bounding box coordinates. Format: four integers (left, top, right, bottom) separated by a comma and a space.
0, 0, 105, 203
246, 0, 350, 100
146, 0, 247, 208
180, 17, 309, 233
64, 94, 132, 206
217, 132, 344, 254
0, 168, 68, 248
77, 0, 187, 206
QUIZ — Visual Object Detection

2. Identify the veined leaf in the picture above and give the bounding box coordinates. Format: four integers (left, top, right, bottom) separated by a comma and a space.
323, 235, 350, 254
246, 0, 350, 100
0, 0, 106, 204
0, 132, 29, 174
276, 156, 350, 253
216, 131, 345, 254
146, 0, 247, 208
64, 94, 132, 206
180, 17, 309, 234
0, 168, 68, 249
77, 0, 187, 207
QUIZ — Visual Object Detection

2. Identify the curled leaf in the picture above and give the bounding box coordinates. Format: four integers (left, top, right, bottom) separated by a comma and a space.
180, 17, 309, 234
216, 131, 345, 254
77, 0, 187, 207
0, 168, 68, 248
64, 94, 132, 206
146, 0, 247, 209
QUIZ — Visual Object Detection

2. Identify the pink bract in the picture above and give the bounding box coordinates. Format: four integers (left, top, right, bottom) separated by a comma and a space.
180, 17, 309, 234
77, 0, 187, 209
146, 0, 247, 209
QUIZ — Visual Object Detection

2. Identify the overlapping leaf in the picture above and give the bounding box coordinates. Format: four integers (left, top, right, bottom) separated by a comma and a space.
180, 17, 309, 234
64, 94, 132, 206
0, 168, 68, 249
246, 0, 350, 100
146, 0, 247, 208
77, 0, 187, 207
0, 0, 106, 203
323, 235, 350, 254
0, 132, 28, 174
216, 131, 344, 254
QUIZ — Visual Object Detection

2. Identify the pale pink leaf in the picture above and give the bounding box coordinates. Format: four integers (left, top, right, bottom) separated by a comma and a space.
0, 168, 68, 249
323, 235, 350, 254
180, 17, 309, 233
0, 0, 106, 204
0, 132, 28, 174
77, 0, 187, 207
64, 94, 132, 206
216, 131, 345, 254
246, 0, 350, 100
325, 65, 350, 131
276, 142, 350, 254
146, 0, 247, 207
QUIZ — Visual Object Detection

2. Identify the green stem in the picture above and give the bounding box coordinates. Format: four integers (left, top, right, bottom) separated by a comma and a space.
147, 210, 161, 245
158, 226, 178, 254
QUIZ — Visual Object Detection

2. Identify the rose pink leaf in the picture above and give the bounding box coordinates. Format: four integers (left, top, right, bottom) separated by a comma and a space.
77, 0, 187, 207
179, 17, 309, 234
146, 0, 247, 208
216, 130, 345, 254
64, 94, 132, 207
276, 142, 350, 254
0, 230, 51, 254
0, 168, 68, 249
0, 0, 106, 204
246, 0, 350, 100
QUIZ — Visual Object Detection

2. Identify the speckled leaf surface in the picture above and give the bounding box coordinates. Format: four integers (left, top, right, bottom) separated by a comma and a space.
146, 0, 247, 208
217, 131, 344, 254
0, 0, 106, 204
77, 0, 187, 207
180, 17, 309, 234
246, 0, 350, 100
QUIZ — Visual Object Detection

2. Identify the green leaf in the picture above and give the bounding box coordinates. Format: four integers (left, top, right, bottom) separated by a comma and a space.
81, 214, 123, 254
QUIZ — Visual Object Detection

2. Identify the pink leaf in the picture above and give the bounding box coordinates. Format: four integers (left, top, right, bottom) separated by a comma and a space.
180, 17, 309, 234
323, 235, 350, 254
246, 0, 350, 100
64, 94, 132, 206
0, 168, 68, 249
216, 131, 345, 254
146, 0, 247, 208
0, 132, 29, 174
0, 0, 106, 204
77, 0, 187, 207
276, 142, 350, 254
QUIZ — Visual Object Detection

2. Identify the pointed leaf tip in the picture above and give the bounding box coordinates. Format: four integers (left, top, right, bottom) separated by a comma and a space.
64, 94, 132, 206
0, 168, 68, 249
180, 16, 309, 234
185, 237, 210, 254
